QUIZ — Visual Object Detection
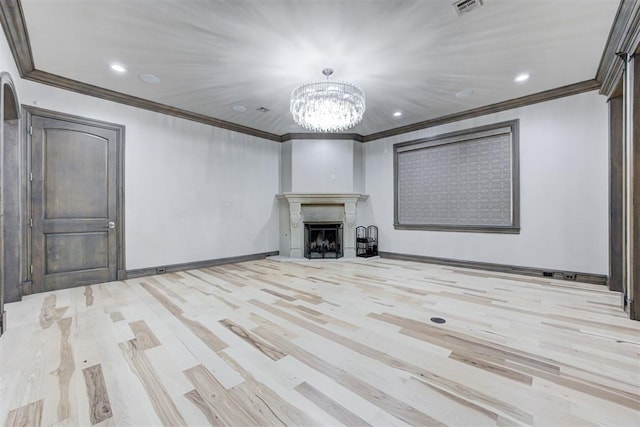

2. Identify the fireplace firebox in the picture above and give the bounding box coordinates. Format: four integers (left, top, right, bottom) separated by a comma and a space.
304, 223, 343, 259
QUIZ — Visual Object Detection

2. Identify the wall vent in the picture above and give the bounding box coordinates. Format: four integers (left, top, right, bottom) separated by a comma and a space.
453, 0, 483, 16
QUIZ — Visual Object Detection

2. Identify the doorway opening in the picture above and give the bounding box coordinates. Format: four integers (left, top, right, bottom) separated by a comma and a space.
1, 72, 20, 335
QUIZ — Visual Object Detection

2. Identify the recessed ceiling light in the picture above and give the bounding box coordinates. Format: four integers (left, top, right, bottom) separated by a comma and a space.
138, 73, 160, 84
110, 63, 127, 73
393, 111, 402, 117
514, 73, 530, 82
455, 89, 474, 98
232, 105, 247, 113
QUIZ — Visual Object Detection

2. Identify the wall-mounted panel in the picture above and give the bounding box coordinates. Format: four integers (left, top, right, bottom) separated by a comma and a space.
394, 120, 519, 233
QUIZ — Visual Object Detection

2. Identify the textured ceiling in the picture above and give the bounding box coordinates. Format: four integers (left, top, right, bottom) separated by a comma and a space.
19, 0, 620, 137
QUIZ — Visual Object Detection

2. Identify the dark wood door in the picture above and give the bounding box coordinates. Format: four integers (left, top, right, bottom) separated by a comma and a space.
30, 114, 120, 292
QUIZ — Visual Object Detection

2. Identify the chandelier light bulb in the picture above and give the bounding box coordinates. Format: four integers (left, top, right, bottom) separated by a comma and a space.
290, 69, 366, 132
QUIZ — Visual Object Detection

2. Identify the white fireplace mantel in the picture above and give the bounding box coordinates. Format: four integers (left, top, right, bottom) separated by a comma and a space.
277, 192, 368, 204
277, 193, 369, 258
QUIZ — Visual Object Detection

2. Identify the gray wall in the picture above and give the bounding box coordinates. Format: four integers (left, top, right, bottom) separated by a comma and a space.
0, 33, 281, 271
0, 25, 609, 276
361, 91, 609, 275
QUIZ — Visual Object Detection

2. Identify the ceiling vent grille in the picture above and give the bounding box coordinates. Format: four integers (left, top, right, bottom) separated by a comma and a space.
453, 0, 483, 16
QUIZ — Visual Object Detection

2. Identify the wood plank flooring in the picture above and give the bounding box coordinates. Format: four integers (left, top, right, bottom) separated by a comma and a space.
1, 258, 639, 426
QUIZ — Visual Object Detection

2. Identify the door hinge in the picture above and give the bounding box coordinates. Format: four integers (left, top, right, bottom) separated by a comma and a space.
29, 172, 33, 182
29, 217, 33, 228
29, 125, 33, 136
30, 265, 33, 274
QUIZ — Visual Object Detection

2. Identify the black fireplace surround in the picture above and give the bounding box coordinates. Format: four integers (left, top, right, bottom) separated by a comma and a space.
304, 222, 343, 259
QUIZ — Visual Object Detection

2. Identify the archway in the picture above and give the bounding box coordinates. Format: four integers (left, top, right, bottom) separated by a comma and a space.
1, 71, 20, 335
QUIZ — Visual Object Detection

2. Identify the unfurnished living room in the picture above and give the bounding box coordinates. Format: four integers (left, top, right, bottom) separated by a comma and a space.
1, 0, 639, 426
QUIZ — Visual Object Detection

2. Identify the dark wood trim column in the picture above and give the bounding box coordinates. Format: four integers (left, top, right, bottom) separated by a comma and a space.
631, 53, 640, 320
609, 95, 624, 292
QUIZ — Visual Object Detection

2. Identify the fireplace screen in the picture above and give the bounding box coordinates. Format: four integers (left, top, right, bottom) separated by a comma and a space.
304, 223, 343, 259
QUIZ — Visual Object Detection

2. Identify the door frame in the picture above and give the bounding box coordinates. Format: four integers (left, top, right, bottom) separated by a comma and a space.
22, 106, 126, 294
1, 71, 20, 334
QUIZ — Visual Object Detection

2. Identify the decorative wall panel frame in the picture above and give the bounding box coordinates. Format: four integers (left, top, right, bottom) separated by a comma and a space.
394, 120, 520, 233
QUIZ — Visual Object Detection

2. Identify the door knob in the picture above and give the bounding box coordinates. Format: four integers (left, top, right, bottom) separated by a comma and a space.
108, 221, 116, 229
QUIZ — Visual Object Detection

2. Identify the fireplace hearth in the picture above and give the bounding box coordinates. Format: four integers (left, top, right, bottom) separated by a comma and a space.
304, 223, 343, 259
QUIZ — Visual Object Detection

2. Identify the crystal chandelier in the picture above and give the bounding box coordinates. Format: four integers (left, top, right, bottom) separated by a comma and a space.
290, 68, 365, 132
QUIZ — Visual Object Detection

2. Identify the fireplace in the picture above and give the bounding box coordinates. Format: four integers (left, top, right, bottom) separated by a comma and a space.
278, 193, 368, 258
304, 223, 343, 259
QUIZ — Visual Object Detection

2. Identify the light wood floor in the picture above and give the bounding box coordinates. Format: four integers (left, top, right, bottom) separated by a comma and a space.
1, 258, 639, 426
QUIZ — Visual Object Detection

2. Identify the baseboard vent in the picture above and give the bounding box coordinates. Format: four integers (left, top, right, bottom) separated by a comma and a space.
453, 0, 483, 16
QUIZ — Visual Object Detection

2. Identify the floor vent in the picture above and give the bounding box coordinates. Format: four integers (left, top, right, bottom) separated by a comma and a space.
453, 0, 483, 16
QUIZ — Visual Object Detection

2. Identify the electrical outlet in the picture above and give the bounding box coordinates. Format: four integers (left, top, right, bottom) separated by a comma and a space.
156, 267, 166, 274
562, 272, 576, 281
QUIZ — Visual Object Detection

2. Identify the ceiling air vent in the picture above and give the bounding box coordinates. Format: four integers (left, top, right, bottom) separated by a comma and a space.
453, 0, 483, 16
